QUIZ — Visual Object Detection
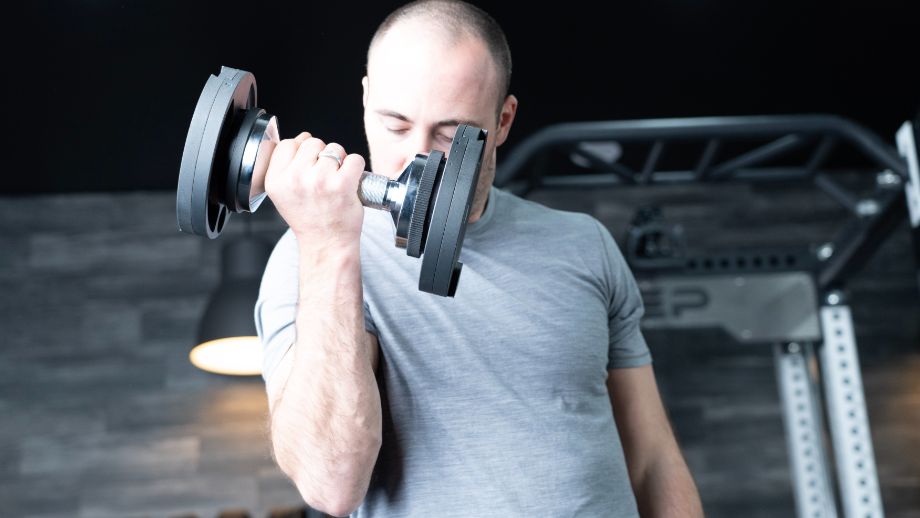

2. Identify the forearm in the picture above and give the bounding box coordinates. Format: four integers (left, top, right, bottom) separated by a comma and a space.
632, 448, 703, 518
608, 365, 703, 517
270, 244, 382, 517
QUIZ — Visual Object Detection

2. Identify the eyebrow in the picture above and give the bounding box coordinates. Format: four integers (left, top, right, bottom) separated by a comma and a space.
375, 109, 484, 130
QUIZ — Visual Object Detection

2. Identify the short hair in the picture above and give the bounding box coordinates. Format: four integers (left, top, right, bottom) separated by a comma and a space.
367, 0, 512, 115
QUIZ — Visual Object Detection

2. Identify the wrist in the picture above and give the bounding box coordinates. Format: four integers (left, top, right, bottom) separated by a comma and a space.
296, 237, 360, 264
296, 239, 362, 294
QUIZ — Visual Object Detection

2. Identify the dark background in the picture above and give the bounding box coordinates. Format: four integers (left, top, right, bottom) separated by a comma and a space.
8, 0, 919, 194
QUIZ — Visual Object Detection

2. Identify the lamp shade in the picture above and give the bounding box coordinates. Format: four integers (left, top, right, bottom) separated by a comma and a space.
191, 237, 272, 376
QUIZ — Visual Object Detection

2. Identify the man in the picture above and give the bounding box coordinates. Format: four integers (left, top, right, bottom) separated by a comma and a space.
256, 1, 704, 516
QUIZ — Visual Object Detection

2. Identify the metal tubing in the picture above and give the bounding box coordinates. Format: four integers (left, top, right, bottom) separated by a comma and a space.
774, 342, 839, 518
709, 134, 805, 179
496, 115, 908, 186
818, 304, 884, 518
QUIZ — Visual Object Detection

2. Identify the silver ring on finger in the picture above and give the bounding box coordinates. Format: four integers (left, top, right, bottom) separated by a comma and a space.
317, 150, 344, 168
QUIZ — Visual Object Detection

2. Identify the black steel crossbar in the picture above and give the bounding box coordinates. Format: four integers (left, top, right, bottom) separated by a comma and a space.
495, 115, 913, 290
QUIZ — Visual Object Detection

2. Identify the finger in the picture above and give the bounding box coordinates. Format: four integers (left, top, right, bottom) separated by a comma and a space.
289, 137, 326, 172
267, 138, 301, 176
340, 153, 366, 183
268, 132, 313, 174
316, 142, 347, 170
333, 153, 365, 194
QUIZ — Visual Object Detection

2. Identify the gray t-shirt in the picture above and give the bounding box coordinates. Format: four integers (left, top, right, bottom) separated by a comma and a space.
256, 185, 651, 517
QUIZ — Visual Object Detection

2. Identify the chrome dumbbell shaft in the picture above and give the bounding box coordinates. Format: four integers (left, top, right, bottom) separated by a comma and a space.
359, 172, 406, 213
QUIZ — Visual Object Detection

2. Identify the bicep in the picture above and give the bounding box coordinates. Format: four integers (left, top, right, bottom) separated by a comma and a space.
606, 365, 677, 474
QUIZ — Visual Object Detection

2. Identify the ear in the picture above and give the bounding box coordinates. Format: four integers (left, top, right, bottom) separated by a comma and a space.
494, 94, 518, 147
362, 76, 369, 108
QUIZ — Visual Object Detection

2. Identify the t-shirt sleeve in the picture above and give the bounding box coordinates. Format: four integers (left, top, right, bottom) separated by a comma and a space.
363, 299, 379, 337
592, 219, 652, 369
254, 230, 378, 386
254, 231, 299, 385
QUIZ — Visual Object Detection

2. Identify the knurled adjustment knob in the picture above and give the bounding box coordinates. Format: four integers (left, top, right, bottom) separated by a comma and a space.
407, 150, 444, 258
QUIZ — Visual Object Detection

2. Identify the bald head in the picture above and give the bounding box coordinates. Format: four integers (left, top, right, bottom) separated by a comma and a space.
367, 0, 512, 115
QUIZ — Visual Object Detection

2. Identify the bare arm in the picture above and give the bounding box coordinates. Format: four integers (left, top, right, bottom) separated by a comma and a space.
266, 244, 381, 517
607, 365, 704, 517
262, 134, 382, 517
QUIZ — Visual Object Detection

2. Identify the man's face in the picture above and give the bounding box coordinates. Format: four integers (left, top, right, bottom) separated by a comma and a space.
362, 23, 515, 221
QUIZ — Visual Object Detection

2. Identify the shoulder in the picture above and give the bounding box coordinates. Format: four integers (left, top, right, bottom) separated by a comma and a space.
259, 229, 299, 294
498, 188, 604, 239
497, 189, 622, 279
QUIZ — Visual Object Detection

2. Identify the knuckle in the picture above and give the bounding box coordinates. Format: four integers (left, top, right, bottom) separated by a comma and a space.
345, 153, 365, 168
305, 137, 325, 148
275, 139, 296, 154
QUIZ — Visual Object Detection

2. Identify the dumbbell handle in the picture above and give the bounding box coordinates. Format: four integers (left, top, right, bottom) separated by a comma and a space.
245, 114, 406, 214
359, 171, 406, 212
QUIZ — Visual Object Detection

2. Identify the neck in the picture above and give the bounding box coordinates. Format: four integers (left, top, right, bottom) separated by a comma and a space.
467, 188, 490, 224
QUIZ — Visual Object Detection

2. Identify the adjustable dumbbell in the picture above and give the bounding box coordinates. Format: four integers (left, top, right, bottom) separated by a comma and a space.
176, 66, 486, 297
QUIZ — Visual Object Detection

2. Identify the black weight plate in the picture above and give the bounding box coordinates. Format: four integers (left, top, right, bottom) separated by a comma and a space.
406, 149, 443, 258
177, 73, 221, 235
177, 66, 256, 238
434, 131, 485, 296
418, 125, 487, 296
418, 128, 470, 294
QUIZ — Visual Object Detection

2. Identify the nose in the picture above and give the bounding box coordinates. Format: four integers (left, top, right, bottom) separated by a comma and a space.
399, 131, 436, 172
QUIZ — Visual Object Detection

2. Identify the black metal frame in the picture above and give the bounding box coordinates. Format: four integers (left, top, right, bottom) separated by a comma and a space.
496, 114, 919, 518
495, 115, 914, 291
